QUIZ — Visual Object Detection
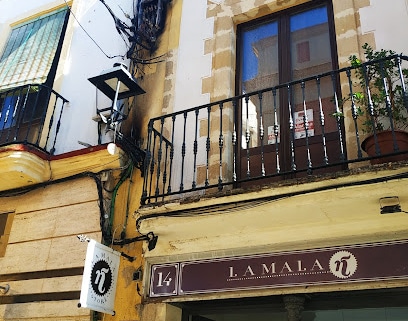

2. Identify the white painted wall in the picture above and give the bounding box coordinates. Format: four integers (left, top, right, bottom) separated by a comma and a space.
171, 0, 214, 190
174, 0, 213, 111
359, 0, 408, 55
0, 0, 133, 153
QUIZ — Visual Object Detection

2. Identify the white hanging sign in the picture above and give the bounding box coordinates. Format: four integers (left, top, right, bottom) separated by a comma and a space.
79, 239, 120, 315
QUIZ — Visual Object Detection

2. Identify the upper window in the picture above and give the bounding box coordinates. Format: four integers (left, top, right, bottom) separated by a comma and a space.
237, 0, 342, 176
0, 8, 69, 144
0, 8, 68, 91
239, 3, 333, 92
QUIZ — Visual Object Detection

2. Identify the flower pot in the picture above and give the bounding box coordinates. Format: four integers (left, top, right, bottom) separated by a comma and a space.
361, 130, 408, 164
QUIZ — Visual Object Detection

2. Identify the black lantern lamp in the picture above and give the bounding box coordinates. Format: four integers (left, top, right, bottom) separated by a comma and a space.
89, 62, 145, 100
88, 63, 146, 168
88, 62, 145, 127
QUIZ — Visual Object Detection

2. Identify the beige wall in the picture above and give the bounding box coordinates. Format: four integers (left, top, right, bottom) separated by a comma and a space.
0, 177, 101, 320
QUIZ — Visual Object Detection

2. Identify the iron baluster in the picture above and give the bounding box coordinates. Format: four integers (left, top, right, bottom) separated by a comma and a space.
37, 86, 52, 147
205, 105, 211, 187
331, 72, 346, 161
192, 108, 199, 189
161, 138, 169, 201
141, 120, 153, 204
301, 81, 312, 173
245, 95, 251, 178
232, 99, 237, 182
258, 92, 265, 177
150, 131, 158, 203
316, 77, 329, 164
10, 89, 21, 142
180, 111, 187, 192
218, 102, 224, 190
167, 115, 176, 194
50, 95, 69, 154
19, 85, 31, 143
287, 84, 296, 171
4, 88, 20, 142
150, 131, 159, 202
397, 56, 408, 112
154, 117, 165, 197
272, 88, 280, 173
2, 103, 10, 140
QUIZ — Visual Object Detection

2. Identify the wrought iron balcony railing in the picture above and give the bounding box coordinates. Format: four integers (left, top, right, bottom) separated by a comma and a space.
0, 84, 68, 154
142, 55, 408, 205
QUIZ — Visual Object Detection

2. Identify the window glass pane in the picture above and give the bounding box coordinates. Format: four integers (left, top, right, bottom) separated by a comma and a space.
0, 96, 17, 129
0, 8, 67, 91
289, 5, 338, 138
241, 21, 279, 148
290, 6, 331, 80
241, 21, 278, 92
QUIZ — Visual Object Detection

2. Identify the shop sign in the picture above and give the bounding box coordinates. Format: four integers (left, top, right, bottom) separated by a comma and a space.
149, 240, 408, 297
79, 239, 120, 315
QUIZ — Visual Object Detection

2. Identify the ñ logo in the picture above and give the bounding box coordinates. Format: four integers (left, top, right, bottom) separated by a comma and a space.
329, 250, 358, 279
91, 260, 113, 296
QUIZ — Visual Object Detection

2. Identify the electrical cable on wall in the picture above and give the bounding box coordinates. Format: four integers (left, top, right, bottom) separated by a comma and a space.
63, 0, 171, 76
98, 0, 172, 75
62, 0, 125, 59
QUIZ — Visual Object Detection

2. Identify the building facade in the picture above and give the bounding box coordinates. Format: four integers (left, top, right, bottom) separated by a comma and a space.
1, 0, 408, 321
0, 0, 144, 320
131, 0, 408, 321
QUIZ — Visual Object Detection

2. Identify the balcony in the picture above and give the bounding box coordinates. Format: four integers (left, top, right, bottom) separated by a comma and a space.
0, 83, 68, 154
142, 55, 408, 205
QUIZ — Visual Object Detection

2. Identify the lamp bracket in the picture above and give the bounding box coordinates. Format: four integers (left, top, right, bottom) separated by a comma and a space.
112, 232, 158, 251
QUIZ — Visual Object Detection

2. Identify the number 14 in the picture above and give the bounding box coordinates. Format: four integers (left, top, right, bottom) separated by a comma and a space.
157, 271, 172, 287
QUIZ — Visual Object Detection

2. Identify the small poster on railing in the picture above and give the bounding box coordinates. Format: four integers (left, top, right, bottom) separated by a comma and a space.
267, 125, 280, 144
294, 109, 314, 139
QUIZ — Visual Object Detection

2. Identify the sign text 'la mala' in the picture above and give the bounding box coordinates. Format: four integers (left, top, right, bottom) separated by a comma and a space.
149, 240, 408, 297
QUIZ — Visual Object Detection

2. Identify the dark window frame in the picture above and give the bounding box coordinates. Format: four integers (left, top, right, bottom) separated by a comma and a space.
0, 8, 69, 145
235, 0, 341, 176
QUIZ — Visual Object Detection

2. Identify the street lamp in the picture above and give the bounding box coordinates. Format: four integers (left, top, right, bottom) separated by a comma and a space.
88, 62, 145, 126
89, 62, 145, 101
88, 63, 145, 155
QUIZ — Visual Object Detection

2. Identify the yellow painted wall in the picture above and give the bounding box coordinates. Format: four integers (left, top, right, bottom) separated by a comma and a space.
106, 0, 184, 319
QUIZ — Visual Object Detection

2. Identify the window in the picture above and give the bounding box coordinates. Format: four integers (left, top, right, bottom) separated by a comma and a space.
0, 8, 68, 91
0, 211, 15, 257
0, 8, 68, 144
237, 0, 343, 177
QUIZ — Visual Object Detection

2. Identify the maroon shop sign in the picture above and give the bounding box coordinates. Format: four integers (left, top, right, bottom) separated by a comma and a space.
149, 240, 408, 297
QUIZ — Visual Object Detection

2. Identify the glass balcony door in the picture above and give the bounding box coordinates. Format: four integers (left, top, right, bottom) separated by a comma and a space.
237, 1, 344, 180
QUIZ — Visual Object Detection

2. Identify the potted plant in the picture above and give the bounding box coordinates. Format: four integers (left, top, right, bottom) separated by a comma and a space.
348, 43, 408, 164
